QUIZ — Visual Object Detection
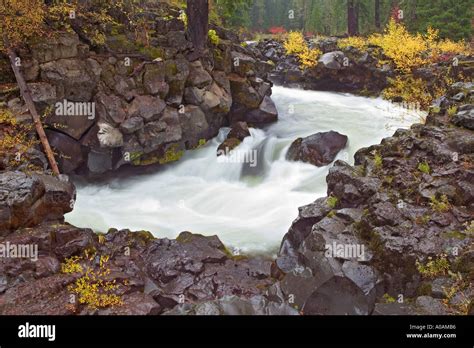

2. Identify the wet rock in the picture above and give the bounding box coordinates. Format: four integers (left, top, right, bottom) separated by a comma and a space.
45, 129, 84, 173
0, 172, 74, 235
246, 96, 279, 126
286, 131, 348, 167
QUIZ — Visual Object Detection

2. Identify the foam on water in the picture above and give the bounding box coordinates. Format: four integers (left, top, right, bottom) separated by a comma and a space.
66, 87, 424, 255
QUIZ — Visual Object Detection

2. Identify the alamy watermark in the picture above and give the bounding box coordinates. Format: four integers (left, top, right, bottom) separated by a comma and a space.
325, 242, 365, 261
0, 242, 38, 262
217, 148, 258, 168
55, 99, 96, 120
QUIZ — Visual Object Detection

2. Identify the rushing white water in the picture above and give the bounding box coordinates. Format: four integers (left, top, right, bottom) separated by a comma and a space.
66, 87, 424, 255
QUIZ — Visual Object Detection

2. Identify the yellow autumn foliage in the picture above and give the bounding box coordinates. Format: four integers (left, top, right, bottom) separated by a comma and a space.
338, 36, 368, 51
0, 0, 45, 49
62, 253, 123, 310
382, 76, 433, 111
284, 31, 321, 69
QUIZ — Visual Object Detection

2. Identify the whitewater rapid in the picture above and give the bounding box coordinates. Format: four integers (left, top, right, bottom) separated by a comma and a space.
66, 87, 425, 255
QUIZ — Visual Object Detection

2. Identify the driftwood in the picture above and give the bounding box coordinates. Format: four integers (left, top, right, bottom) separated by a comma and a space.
4, 37, 60, 176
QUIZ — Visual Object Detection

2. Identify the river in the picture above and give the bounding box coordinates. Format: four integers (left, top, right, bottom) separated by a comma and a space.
66, 87, 424, 256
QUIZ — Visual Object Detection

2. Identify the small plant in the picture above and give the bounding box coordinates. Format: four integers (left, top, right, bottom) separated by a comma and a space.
327, 195, 338, 209
382, 293, 396, 303
374, 151, 383, 170
62, 253, 123, 310
416, 254, 450, 279
327, 210, 336, 218
418, 161, 431, 174
208, 29, 220, 45
447, 106, 458, 117
415, 215, 431, 225
429, 195, 451, 213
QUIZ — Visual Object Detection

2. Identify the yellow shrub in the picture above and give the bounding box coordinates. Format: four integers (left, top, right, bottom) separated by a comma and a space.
369, 20, 428, 72
284, 31, 307, 55
338, 37, 368, 51
383, 76, 433, 111
284, 31, 321, 69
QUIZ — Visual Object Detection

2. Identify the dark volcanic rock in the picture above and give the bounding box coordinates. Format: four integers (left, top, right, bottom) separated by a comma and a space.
0, 172, 75, 235
287, 131, 348, 167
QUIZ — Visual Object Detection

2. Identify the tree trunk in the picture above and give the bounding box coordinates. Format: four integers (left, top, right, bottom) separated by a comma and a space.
186, 0, 209, 60
375, 0, 381, 29
347, 0, 358, 36
4, 38, 60, 176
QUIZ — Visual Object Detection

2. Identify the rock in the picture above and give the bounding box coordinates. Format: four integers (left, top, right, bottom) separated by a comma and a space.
120, 117, 144, 135
137, 109, 182, 154
28, 82, 56, 103
452, 105, 474, 130
231, 51, 256, 77
302, 276, 372, 315
286, 131, 348, 167
99, 292, 161, 315
186, 60, 213, 88
44, 103, 95, 140
40, 58, 101, 101
178, 105, 209, 148
0, 172, 74, 235
95, 93, 127, 125
128, 95, 166, 122
217, 138, 241, 156
45, 129, 84, 173
165, 58, 190, 106
415, 296, 450, 315
31, 32, 79, 64
245, 96, 278, 125
228, 74, 262, 109
143, 62, 169, 98
318, 51, 346, 70
87, 148, 113, 174
228, 122, 251, 141
184, 87, 204, 105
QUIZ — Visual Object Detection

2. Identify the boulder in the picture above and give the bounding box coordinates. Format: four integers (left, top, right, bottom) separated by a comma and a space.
178, 105, 210, 148
318, 51, 346, 70
0, 172, 75, 235
246, 96, 278, 125
286, 131, 348, 167
228, 74, 262, 109
45, 129, 84, 173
